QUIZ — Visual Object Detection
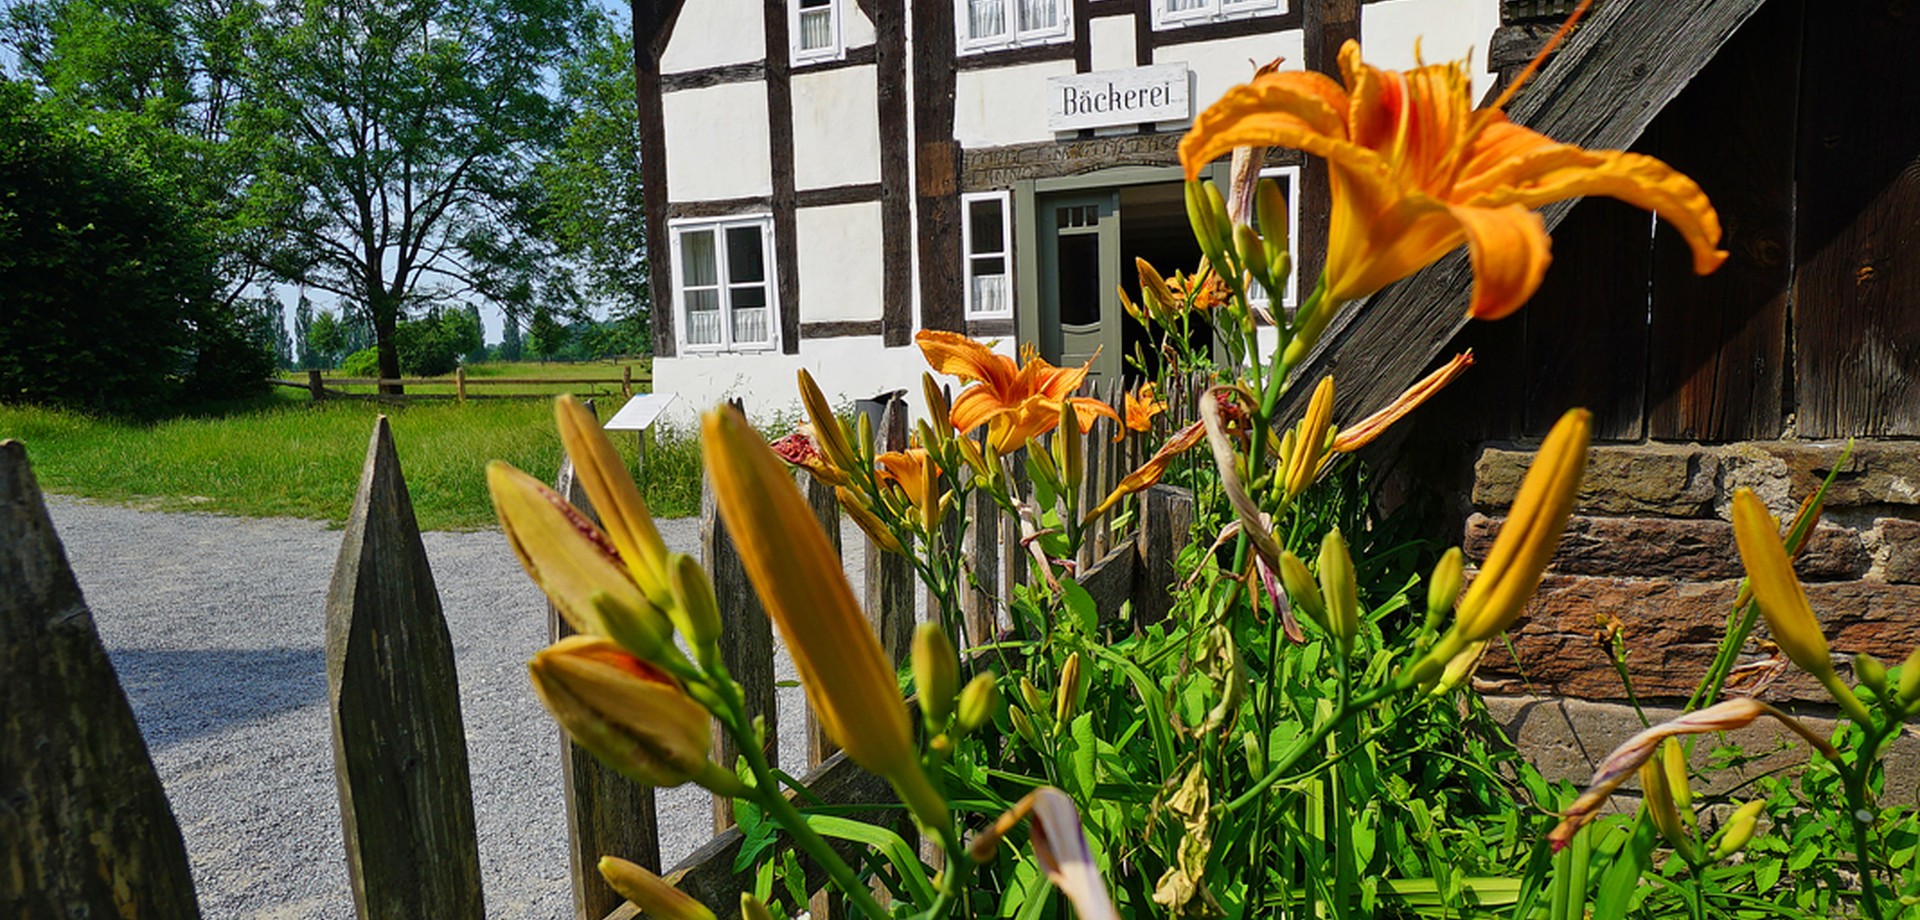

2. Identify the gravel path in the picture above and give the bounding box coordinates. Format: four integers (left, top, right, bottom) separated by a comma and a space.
45, 495, 857, 920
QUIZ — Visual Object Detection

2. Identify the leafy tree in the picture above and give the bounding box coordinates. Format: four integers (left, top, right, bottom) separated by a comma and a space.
307, 309, 345, 368
293, 294, 318, 369
499, 310, 523, 361
534, 10, 648, 343
0, 81, 264, 411
526, 305, 567, 362
462, 303, 489, 365
234, 0, 592, 390
394, 305, 483, 376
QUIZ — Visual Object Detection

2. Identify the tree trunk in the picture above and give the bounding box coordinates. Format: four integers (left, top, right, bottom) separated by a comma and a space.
372, 295, 404, 396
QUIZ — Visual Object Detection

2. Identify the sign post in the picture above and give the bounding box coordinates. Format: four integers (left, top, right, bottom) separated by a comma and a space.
603, 393, 680, 493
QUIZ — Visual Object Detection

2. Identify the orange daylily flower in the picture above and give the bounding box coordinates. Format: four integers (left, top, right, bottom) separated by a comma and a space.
1120, 383, 1168, 438
1179, 41, 1727, 320
916, 330, 1119, 451
1086, 420, 1206, 521
1330, 350, 1474, 452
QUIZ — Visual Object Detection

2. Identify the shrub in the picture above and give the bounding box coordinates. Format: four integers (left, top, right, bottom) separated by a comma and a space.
340, 347, 381, 379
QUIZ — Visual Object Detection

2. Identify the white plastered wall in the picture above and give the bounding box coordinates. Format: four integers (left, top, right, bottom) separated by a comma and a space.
793, 68, 882, 189
955, 60, 1080, 149
663, 83, 773, 201
653, 336, 1019, 428
1360, 0, 1502, 100
1088, 16, 1136, 73
796, 202, 884, 323
660, 0, 766, 71
843, 0, 877, 48
1154, 30, 1304, 112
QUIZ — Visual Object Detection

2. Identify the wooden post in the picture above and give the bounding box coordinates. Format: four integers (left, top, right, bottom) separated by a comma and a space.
960, 452, 1000, 650
550, 455, 662, 918
0, 440, 202, 917
324, 418, 484, 920
701, 405, 777, 831
865, 396, 914, 666
454, 367, 467, 403
1134, 484, 1195, 628
309, 368, 326, 401
622, 364, 634, 398
800, 470, 844, 765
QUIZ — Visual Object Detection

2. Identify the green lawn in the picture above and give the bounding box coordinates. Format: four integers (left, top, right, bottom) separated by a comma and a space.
1, 371, 702, 531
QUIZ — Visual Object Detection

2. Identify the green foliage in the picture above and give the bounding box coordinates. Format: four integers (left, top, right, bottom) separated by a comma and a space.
0, 80, 266, 412
394, 305, 484, 377
526, 305, 569, 362
340, 348, 380, 379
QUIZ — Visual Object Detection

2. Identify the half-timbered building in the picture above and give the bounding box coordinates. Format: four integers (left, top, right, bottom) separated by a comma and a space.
633, 0, 1506, 417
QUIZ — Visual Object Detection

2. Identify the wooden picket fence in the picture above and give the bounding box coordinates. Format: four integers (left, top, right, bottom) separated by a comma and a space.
270, 365, 650, 403
0, 385, 1195, 919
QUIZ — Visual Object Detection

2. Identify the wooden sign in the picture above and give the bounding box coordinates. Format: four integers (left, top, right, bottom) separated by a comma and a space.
1046, 64, 1191, 132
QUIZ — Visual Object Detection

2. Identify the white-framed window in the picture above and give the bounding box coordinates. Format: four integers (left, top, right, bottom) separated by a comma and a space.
792, 0, 842, 64
1151, 0, 1283, 30
962, 191, 1013, 318
671, 216, 779, 353
1245, 165, 1300, 313
957, 0, 1070, 54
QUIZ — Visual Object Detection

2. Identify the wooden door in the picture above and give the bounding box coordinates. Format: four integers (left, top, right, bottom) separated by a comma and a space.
1036, 191, 1121, 382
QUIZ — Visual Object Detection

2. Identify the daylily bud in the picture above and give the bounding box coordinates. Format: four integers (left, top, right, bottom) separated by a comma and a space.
1027, 441, 1064, 496
1055, 401, 1084, 495
1010, 706, 1040, 748
1640, 741, 1695, 861
1712, 800, 1766, 860
598, 857, 717, 920
1255, 177, 1290, 275
665, 552, 722, 650
740, 893, 775, 920
797, 369, 857, 474
1427, 639, 1486, 696
1279, 550, 1328, 634
1233, 223, 1268, 285
1426, 547, 1465, 632
1021, 676, 1048, 713
1186, 180, 1225, 267
1662, 737, 1696, 823
956, 672, 1000, 735
1242, 731, 1265, 776
1900, 646, 1920, 704
1204, 182, 1234, 262
922, 372, 952, 436
1138, 258, 1178, 318
1283, 294, 1335, 366
1856, 652, 1890, 699
1055, 653, 1086, 726
529, 636, 727, 791
1318, 529, 1360, 651
555, 395, 674, 606
913, 623, 960, 729
488, 461, 664, 647
1731, 488, 1871, 724
956, 430, 991, 476
837, 487, 903, 554
1119, 285, 1146, 324
1284, 377, 1335, 499
590, 591, 676, 665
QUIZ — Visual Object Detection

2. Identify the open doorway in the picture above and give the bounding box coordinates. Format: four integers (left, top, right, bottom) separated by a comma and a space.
1118, 181, 1205, 381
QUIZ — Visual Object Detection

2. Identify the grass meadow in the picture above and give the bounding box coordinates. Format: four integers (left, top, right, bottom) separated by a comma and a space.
0, 362, 705, 531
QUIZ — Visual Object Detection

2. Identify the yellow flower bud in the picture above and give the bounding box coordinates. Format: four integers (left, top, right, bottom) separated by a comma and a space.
1279, 550, 1329, 634
1255, 177, 1290, 274
529, 636, 726, 791
1712, 800, 1766, 860
1899, 646, 1920, 704
665, 552, 721, 649
1186, 180, 1225, 265
1856, 652, 1890, 699
1640, 741, 1695, 861
1138, 257, 1178, 318
922, 372, 952, 437
913, 623, 960, 729
1010, 706, 1040, 748
740, 893, 775, 920
797, 369, 857, 474
1427, 639, 1487, 696
1283, 377, 1335, 500
1731, 488, 1870, 724
555, 394, 673, 606
598, 856, 716, 920
1318, 529, 1360, 650
835, 487, 903, 555
956, 672, 1000, 735
1454, 408, 1588, 643
1055, 653, 1086, 725
1426, 547, 1465, 631
1021, 676, 1048, 713
1054, 401, 1084, 495
1234, 222, 1268, 283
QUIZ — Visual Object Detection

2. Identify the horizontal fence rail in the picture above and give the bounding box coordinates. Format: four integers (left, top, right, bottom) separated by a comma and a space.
270, 366, 650, 403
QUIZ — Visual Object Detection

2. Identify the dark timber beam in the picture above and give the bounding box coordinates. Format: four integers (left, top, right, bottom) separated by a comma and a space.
1275, 0, 1773, 428
634, 0, 689, 358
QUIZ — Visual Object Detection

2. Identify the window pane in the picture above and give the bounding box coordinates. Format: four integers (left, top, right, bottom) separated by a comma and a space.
967, 0, 1005, 39
732, 303, 770, 344
725, 226, 766, 284
972, 254, 1006, 276
1166, 0, 1207, 12
680, 229, 717, 287
685, 289, 722, 345
1018, 0, 1057, 31
968, 199, 1005, 256
729, 283, 768, 311
799, 6, 832, 50
1056, 233, 1100, 326
971, 273, 1008, 316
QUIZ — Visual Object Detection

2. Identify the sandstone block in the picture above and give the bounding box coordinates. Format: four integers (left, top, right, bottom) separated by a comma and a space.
1463, 514, 1866, 581
1880, 519, 1920, 584
1474, 443, 1717, 516
1725, 441, 1920, 508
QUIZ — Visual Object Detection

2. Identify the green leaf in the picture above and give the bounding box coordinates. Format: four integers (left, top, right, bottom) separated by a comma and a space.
805, 814, 936, 905
1061, 579, 1099, 635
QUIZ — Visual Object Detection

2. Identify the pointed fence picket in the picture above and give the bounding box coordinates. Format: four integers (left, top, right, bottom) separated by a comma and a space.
0, 396, 1192, 919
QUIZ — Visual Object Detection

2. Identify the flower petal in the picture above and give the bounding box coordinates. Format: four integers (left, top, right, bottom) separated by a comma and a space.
1179, 68, 1352, 180
1466, 147, 1727, 276
918, 329, 1018, 389
1450, 203, 1552, 320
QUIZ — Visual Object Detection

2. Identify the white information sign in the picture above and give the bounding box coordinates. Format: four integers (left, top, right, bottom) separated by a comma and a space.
1046, 63, 1191, 132
604, 392, 679, 432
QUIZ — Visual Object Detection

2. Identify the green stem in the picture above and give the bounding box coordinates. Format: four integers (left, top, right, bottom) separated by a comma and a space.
1844, 747, 1888, 920
1224, 683, 1401, 814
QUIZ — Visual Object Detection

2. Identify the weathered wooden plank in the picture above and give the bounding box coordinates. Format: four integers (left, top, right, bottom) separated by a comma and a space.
1132, 484, 1194, 627
325, 418, 484, 920
1079, 541, 1137, 630
1791, 0, 1920, 437
0, 440, 202, 917
1519, 196, 1653, 440
1279, 0, 1771, 432
866, 398, 915, 665
961, 466, 1001, 650
1646, 0, 1799, 441
702, 461, 778, 831
552, 454, 664, 918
